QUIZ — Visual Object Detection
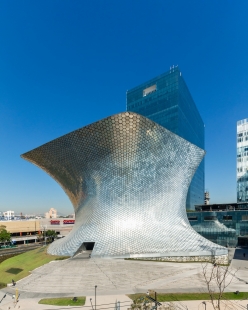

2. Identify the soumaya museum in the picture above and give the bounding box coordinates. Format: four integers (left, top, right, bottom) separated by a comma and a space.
21, 68, 228, 263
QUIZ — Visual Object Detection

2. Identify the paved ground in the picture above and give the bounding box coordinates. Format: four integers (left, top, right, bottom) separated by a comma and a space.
9, 250, 248, 295
1, 248, 248, 309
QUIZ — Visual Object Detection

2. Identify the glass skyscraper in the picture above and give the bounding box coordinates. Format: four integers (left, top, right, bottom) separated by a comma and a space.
237, 118, 248, 202
126, 66, 204, 210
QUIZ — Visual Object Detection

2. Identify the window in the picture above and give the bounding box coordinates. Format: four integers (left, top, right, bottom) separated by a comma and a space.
143, 84, 157, 97
188, 216, 198, 221
223, 215, 232, 220
242, 215, 248, 221
204, 216, 217, 221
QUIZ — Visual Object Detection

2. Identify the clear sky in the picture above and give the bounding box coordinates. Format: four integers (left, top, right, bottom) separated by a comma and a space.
1, 0, 248, 215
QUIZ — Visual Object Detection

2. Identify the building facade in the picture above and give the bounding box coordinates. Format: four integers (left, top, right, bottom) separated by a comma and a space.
204, 191, 210, 205
126, 67, 204, 210
21, 112, 227, 261
237, 118, 248, 202
188, 203, 248, 247
0, 218, 74, 245
3, 210, 14, 220
45, 208, 57, 219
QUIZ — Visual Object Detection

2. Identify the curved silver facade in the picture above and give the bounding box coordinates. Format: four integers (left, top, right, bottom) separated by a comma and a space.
21, 112, 227, 258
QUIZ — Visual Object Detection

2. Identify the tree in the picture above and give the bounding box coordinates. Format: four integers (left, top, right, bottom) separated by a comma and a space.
0, 225, 6, 232
0, 228, 11, 245
45, 230, 57, 242
201, 262, 239, 310
129, 296, 187, 310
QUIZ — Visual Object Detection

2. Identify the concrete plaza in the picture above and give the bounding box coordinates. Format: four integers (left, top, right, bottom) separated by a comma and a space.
12, 250, 248, 295
1, 249, 248, 309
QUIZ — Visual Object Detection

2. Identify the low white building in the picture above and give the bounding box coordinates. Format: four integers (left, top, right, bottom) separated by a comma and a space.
3, 210, 14, 220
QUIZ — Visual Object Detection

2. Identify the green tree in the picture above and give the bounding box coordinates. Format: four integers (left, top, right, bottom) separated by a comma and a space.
45, 230, 57, 243
0, 228, 11, 245
0, 225, 6, 232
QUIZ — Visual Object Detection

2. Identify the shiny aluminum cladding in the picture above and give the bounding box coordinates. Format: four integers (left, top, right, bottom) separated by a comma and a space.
21, 112, 227, 258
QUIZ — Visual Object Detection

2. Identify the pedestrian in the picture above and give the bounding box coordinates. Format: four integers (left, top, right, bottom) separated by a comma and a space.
243, 253, 246, 258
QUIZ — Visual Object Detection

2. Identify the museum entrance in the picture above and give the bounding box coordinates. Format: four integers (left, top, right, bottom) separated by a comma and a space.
83, 242, 95, 250
73, 242, 95, 259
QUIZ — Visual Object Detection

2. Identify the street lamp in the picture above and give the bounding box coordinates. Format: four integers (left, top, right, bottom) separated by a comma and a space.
90, 298, 94, 310
95, 285, 97, 310
41, 225, 47, 246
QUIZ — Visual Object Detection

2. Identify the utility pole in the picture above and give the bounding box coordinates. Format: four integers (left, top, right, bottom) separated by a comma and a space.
41, 225, 47, 246
44, 226, 46, 246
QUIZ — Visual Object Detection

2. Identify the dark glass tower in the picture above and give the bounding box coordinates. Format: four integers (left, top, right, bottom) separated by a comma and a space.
126, 66, 204, 210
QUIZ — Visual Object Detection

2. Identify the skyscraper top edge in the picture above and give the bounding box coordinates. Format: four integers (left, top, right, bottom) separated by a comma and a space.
127, 67, 181, 93
237, 118, 248, 126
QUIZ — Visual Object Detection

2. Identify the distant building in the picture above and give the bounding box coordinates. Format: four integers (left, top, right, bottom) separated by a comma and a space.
126, 66, 205, 210
45, 208, 57, 219
3, 210, 14, 220
40, 218, 75, 237
0, 219, 40, 245
0, 218, 75, 245
237, 118, 248, 202
187, 211, 237, 247
195, 202, 248, 212
189, 202, 248, 247
204, 191, 210, 205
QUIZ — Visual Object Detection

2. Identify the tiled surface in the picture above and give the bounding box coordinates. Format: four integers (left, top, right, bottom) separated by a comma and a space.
22, 112, 226, 258
15, 255, 248, 295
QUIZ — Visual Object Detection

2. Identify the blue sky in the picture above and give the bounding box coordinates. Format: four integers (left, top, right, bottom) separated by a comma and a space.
1, 0, 248, 214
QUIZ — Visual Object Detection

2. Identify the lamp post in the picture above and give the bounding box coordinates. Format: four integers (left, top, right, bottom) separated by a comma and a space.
41, 225, 47, 246
90, 298, 94, 310
95, 285, 97, 310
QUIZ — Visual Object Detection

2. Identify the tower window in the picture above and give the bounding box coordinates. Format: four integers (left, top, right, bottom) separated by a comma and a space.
143, 85, 157, 97
188, 216, 198, 221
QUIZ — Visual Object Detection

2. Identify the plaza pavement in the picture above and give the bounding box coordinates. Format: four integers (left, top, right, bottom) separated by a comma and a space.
1, 248, 248, 309
11, 250, 248, 295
